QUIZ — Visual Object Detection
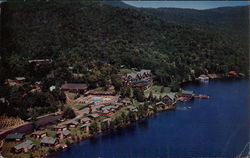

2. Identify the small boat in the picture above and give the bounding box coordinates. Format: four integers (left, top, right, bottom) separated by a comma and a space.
198, 94, 209, 99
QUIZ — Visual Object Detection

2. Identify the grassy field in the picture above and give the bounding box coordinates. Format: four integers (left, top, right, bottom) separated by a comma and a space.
119, 68, 135, 74
144, 85, 170, 97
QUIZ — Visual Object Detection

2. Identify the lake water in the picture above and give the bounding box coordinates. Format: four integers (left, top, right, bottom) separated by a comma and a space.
55, 78, 249, 158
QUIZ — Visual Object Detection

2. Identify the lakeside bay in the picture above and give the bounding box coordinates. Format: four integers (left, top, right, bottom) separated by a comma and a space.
54, 79, 249, 158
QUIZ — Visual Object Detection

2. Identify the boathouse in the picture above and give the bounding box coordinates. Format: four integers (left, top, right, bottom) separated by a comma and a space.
181, 90, 194, 99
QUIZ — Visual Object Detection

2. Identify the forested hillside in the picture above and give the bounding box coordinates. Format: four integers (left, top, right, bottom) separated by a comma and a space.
0, 0, 248, 119
1, 0, 248, 85
141, 6, 249, 39
101, 1, 248, 39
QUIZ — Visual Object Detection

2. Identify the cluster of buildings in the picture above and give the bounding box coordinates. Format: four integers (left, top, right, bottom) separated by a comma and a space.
122, 69, 152, 89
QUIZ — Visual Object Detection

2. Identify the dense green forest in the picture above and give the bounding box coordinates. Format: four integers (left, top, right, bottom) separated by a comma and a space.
100, 1, 249, 39
0, 0, 248, 119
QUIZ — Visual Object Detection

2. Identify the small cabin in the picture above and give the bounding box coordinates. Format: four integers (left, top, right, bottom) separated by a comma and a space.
41, 137, 58, 147
31, 131, 47, 139
198, 75, 209, 80
80, 117, 91, 124
80, 123, 90, 132
5, 133, 25, 142
99, 109, 113, 116
15, 77, 26, 83
102, 118, 112, 125
66, 121, 79, 128
163, 93, 176, 104
127, 105, 138, 112
52, 125, 67, 131
56, 130, 71, 139
155, 101, 166, 108
13, 140, 35, 153
88, 113, 100, 120
121, 99, 132, 106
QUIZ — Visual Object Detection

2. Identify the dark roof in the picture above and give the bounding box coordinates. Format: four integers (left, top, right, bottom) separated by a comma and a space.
14, 140, 34, 150
131, 80, 148, 84
61, 83, 88, 90
52, 125, 67, 129
6, 133, 24, 140
41, 137, 57, 145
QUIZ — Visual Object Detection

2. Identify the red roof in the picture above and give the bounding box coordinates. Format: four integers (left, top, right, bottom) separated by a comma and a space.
61, 83, 88, 90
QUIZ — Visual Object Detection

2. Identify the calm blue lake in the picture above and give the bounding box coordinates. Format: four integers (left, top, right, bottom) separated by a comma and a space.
55, 78, 249, 158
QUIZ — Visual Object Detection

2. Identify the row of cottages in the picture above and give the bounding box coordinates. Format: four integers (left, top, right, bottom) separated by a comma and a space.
5, 132, 58, 153
148, 93, 177, 104
60, 83, 88, 94
123, 70, 152, 89
32, 128, 71, 140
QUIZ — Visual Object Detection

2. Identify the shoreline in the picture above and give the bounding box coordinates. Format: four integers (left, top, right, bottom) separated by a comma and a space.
1, 76, 247, 158
47, 75, 247, 157
48, 104, 176, 158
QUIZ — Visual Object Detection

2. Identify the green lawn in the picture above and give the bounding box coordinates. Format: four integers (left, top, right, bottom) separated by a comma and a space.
120, 68, 135, 74
144, 85, 170, 98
